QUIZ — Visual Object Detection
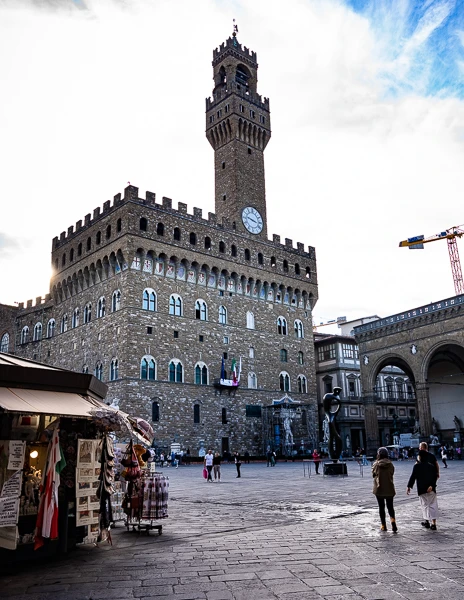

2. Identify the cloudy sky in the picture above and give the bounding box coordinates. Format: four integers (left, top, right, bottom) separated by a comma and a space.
1, 0, 464, 330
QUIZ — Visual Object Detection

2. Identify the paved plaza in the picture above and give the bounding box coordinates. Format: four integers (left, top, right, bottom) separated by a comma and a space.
2, 459, 464, 600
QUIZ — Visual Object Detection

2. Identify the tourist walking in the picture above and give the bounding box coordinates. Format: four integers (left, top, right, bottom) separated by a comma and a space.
419, 442, 440, 479
213, 452, 221, 482
234, 451, 242, 478
372, 447, 397, 532
204, 449, 214, 482
312, 449, 321, 475
407, 448, 439, 530
266, 448, 272, 467
440, 445, 448, 468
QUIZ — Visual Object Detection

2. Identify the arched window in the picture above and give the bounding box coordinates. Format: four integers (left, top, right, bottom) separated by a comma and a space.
117, 218, 122, 232
0, 332, 9, 353
219, 241, 225, 253
249, 346, 255, 359
195, 362, 208, 385
205, 236, 211, 249
152, 401, 160, 422
82, 364, 89, 374
297, 375, 307, 394
60, 315, 68, 333
84, 303, 92, 324
86, 237, 91, 251
110, 359, 119, 381
46, 319, 55, 338
174, 227, 181, 241
222, 407, 228, 424
280, 349, 288, 362
95, 361, 103, 381
106, 225, 111, 239
169, 294, 182, 316
271, 256, 276, 267
279, 372, 290, 392
142, 289, 156, 312
169, 359, 183, 382
112, 290, 121, 312
157, 222, 164, 236
298, 351, 304, 365
283, 260, 289, 272
78, 243, 82, 256
258, 253, 264, 265
20, 326, 29, 345
190, 232, 197, 245
96, 231, 101, 245
246, 311, 255, 329
244, 248, 251, 261
295, 263, 300, 275
231, 245, 237, 257
97, 297, 106, 318
193, 403, 200, 424
195, 299, 208, 321
62, 254, 66, 266
70, 248, 74, 262
139, 217, 148, 231
306, 266, 311, 279
33, 323, 42, 341
294, 319, 304, 338
248, 372, 257, 389
72, 308, 79, 328
219, 305, 227, 325
277, 317, 287, 335
140, 356, 156, 380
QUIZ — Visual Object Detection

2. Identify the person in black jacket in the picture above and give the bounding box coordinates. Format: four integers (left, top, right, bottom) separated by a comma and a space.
407, 449, 439, 530
234, 451, 241, 478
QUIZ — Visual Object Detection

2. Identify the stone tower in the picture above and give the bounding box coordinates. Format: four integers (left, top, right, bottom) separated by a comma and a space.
206, 34, 271, 238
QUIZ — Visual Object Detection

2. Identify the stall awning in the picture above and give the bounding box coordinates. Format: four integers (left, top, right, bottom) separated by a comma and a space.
0, 387, 109, 418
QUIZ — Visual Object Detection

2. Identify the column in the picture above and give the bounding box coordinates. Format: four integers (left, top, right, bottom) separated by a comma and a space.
415, 381, 432, 438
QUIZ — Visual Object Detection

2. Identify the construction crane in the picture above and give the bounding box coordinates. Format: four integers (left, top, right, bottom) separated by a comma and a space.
399, 226, 464, 295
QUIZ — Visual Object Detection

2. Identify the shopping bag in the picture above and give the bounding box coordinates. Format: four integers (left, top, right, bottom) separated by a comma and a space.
202, 467, 207, 479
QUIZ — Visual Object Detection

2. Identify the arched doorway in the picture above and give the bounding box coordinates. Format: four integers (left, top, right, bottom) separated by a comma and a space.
426, 343, 464, 447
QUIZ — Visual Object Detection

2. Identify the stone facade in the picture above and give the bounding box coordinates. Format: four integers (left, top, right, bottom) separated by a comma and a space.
354, 294, 464, 454
0, 36, 319, 457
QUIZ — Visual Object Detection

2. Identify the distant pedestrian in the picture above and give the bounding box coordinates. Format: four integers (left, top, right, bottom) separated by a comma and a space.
266, 449, 272, 467
244, 449, 250, 464
440, 446, 448, 468
234, 451, 241, 478
213, 452, 221, 482
204, 449, 214, 482
457, 446, 462, 460
407, 448, 439, 530
312, 449, 321, 475
270, 451, 276, 467
372, 447, 397, 532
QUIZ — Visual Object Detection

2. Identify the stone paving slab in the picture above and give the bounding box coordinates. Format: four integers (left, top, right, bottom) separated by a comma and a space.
1, 461, 464, 599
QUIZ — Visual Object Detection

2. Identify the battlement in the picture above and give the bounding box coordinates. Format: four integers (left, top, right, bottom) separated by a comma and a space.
52, 185, 314, 259
17, 294, 52, 312
206, 84, 270, 111
213, 37, 257, 64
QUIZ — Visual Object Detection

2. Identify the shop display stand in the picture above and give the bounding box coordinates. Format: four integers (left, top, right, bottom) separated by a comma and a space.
123, 470, 168, 536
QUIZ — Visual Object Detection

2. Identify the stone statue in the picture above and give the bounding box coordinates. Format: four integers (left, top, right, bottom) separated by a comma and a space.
413, 418, 420, 434
322, 418, 329, 444
322, 387, 342, 461
282, 412, 294, 447
432, 418, 438, 435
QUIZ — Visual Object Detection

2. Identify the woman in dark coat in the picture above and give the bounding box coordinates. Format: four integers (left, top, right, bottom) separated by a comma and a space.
372, 447, 397, 532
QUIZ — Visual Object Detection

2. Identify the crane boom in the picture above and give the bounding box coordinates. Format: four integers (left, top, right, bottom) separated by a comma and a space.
399, 226, 464, 295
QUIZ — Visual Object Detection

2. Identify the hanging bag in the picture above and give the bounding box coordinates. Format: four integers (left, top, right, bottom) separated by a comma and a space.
202, 467, 208, 479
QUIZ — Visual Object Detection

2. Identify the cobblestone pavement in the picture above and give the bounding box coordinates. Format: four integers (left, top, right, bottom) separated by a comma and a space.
2, 459, 464, 600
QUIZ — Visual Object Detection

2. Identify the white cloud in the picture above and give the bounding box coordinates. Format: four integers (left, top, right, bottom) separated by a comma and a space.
1, 0, 464, 326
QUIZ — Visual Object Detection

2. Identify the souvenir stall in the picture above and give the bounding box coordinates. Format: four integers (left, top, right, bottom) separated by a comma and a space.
0, 353, 144, 558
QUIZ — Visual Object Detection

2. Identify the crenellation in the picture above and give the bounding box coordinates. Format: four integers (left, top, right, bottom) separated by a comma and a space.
124, 185, 139, 201
114, 193, 122, 205
162, 197, 172, 209
35, 296, 42, 306
297, 242, 304, 253
84, 214, 91, 226
93, 207, 100, 220
273, 234, 281, 244
178, 202, 187, 214
60, 232, 66, 242
67, 226, 74, 237
27, 300, 32, 308
53, 236, 59, 249
194, 207, 203, 219
145, 191, 156, 205
208, 212, 217, 223
103, 200, 110, 213
76, 220, 82, 232
285, 238, 293, 248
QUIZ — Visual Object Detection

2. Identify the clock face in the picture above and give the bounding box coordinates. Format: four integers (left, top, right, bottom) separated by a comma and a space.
242, 206, 263, 234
